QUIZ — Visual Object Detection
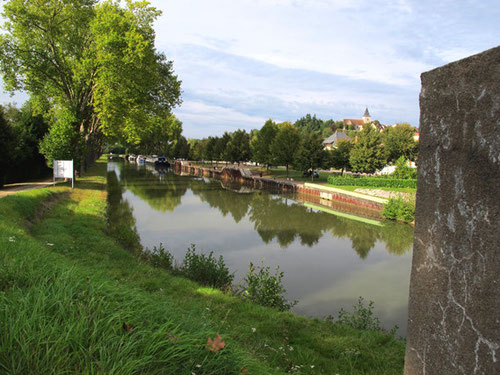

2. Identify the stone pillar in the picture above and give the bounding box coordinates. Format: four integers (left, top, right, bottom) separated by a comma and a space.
405, 46, 500, 374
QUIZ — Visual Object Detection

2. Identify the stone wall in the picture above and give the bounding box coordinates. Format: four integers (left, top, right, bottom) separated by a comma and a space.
405, 46, 500, 374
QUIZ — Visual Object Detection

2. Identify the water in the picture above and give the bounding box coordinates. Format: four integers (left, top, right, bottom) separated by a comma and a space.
107, 161, 414, 335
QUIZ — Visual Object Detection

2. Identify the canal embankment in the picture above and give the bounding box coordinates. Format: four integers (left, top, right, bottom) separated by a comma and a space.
0, 158, 405, 374
173, 161, 387, 216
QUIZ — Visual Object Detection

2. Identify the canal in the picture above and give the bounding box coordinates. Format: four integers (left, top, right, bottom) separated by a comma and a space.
107, 161, 414, 335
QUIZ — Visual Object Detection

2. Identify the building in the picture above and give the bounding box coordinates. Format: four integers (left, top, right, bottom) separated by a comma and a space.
322, 132, 350, 150
343, 108, 372, 130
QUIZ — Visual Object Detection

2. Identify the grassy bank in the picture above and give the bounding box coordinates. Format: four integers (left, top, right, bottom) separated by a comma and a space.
0, 159, 405, 374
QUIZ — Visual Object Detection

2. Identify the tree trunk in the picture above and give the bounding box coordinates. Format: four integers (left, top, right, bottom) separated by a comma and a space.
286, 164, 289, 177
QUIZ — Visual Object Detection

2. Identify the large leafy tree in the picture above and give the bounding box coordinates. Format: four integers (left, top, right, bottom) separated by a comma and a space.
270, 122, 300, 177
327, 138, 353, 174
349, 124, 386, 173
383, 123, 418, 163
225, 129, 250, 164
0, 0, 181, 170
250, 119, 278, 169
294, 133, 326, 180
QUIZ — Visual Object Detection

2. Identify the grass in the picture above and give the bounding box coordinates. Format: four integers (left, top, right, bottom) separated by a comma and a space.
0, 158, 405, 374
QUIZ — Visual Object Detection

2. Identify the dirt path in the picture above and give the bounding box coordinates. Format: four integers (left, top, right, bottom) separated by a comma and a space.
0, 180, 54, 199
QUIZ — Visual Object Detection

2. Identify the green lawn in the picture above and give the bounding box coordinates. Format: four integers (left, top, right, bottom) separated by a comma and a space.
0, 159, 405, 374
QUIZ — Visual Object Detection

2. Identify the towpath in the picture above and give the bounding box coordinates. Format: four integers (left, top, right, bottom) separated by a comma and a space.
0, 180, 54, 199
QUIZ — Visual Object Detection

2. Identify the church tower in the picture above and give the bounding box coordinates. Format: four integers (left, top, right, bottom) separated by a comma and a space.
362, 107, 372, 123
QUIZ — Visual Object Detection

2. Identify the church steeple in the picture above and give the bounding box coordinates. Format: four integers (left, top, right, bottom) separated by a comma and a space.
362, 107, 372, 123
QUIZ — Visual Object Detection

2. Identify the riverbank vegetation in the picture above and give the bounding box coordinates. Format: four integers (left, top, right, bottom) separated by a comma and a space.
0, 159, 406, 374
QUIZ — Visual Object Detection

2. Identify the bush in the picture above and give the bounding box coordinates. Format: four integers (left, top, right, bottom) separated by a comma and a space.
383, 196, 415, 223
391, 156, 417, 179
141, 243, 174, 270
336, 297, 383, 331
241, 260, 297, 312
181, 245, 234, 289
327, 175, 417, 189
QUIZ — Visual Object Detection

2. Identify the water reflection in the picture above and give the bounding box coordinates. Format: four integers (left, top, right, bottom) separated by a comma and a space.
113, 162, 413, 257
107, 161, 414, 335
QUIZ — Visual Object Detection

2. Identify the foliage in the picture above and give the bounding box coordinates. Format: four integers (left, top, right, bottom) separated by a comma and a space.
336, 297, 383, 331
391, 156, 417, 179
294, 133, 326, 178
39, 109, 84, 169
181, 245, 234, 290
383, 123, 418, 163
383, 197, 415, 223
0, 0, 181, 169
0, 111, 16, 187
225, 129, 250, 164
327, 175, 417, 189
142, 243, 174, 270
251, 119, 278, 168
349, 124, 386, 173
136, 115, 182, 155
327, 138, 353, 174
0, 103, 51, 185
241, 260, 297, 312
270, 122, 300, 176
172, 135, 190, 159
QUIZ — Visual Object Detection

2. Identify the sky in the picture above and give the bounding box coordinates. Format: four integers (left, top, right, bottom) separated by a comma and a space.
1, 0, 499, 138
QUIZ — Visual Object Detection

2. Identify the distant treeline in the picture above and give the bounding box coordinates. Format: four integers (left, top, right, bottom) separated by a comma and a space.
140, 115, 418, 176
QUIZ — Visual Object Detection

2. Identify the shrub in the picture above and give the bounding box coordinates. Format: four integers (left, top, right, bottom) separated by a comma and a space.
241, 260, 297, 311
337, 297, 382, 331
142, 243, 174, 270
327, 175, 417, 189
383, 196, 415, 223
391, 156, 417, 179
181, 245, 234, 289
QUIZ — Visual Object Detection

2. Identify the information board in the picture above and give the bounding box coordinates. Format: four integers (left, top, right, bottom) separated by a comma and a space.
53, 160, 74, 188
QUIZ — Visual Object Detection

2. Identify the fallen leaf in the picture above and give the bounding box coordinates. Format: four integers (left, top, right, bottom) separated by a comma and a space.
166, 333, 179, 343
122, 322, 134, 332
206, 333, 226, 352
241, 368, 248, 373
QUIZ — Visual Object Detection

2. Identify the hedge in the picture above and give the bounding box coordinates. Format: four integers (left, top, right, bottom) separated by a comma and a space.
327, 176, 417, 189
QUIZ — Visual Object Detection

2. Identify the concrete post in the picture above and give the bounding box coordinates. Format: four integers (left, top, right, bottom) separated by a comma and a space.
405, 46, 500, 374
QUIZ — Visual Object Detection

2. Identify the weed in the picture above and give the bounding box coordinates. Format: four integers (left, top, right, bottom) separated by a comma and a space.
336, 297, 382, 331
181, 244, 234, 289
141, 243, 174, 270
241, 259, 297, 311
383, 196, 415, 223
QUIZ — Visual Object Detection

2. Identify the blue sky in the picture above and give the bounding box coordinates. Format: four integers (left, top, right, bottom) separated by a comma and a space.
1, 0, 499, 138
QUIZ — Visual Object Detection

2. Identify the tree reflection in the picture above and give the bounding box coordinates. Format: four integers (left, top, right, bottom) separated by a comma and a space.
113, 162, 414, 257
118, 164, 188, 212
106, 170, 141, 254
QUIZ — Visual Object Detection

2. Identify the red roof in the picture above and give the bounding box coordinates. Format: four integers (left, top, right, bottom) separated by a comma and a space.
343, 119, 365, 126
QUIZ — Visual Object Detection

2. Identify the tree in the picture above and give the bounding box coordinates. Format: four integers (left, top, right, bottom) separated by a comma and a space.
172, 135, 189, 159
328, 139, 353, 174
270, 122, 300, 177
251, 119, 278, 169
349, 124, 386, 173
225, 129, 250, 164
0, 111, 16, 187
383, 123, 418, 163
294, 133, 326, 180
0, 0, 181, 171
218, 132, 232, 164
203, 136, 217, 164
137, 115, 182, 155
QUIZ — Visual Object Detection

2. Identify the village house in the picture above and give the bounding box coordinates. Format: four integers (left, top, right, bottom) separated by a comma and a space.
322, 131, 350, 150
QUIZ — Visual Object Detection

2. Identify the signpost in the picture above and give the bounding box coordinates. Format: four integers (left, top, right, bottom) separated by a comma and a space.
53, 160, 74, 188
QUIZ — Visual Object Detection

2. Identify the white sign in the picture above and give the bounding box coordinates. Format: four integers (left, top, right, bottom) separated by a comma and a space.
53, 160, 74, 188
53, 160, 73, 178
